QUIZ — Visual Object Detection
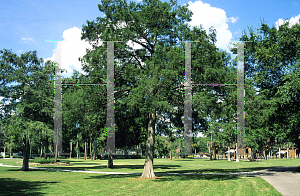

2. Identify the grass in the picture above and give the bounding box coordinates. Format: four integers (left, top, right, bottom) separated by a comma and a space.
1, 158, 299, 195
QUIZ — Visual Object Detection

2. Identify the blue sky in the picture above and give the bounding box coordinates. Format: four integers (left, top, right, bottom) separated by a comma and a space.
1, 0, 300, 137
1, 0, 300, 79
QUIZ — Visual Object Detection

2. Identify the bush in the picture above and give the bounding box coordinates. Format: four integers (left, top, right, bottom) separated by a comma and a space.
13, 155, 22, 158
30, 158, 55, 164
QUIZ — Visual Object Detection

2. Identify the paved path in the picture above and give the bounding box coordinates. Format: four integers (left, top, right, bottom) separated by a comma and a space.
1, 163, 299, 195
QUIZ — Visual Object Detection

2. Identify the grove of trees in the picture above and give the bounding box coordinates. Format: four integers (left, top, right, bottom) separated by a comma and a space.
0, 0, 299, 179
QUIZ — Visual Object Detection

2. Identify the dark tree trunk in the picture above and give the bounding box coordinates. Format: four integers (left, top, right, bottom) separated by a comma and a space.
70, 140, 72, 159
140, 112, 156, 179
107, 154, 114, 168
93, 137, 96, 160
21, 135, 30, 171
76, 134, 79, 159
90, 137, 92, 159
84, 140, 87, 161
170, 140, 172, 160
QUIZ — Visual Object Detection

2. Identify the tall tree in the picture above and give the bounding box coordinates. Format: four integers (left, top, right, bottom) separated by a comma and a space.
0, 49, 55, 170
80, 0, 234, 178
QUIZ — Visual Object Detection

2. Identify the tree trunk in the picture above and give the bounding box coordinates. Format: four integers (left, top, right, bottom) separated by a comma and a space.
236, 143, 239, 162
54, 138, 58, 163
40, 141, 43, 158
287, 143, 289, 158
140, 112, 156, 179
107, 154, 114, 168
90, 138, 92, 159
213, 145, 216, 160
208, 141, 212, 160
3, 146, 5, 158
70, 140, 72, 159
227, 145, 231, 161
279, 146, 281, 158
169, 140, 172, 160
84, 140, 87, 161
263, 148, 266, 160
93, 137, 96, 160
21, 135, 30, 171
76, 134, 79, 159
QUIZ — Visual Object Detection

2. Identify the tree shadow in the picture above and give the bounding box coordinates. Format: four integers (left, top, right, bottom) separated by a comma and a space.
34, 164, 181, 171
0, 177, 57, 196
84, 173, 241, 181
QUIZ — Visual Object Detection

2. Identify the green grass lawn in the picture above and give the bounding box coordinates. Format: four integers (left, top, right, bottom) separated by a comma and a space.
1, 158, 299, 195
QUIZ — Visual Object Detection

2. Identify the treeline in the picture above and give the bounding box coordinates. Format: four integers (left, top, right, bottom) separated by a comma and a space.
0, 0, 299, 176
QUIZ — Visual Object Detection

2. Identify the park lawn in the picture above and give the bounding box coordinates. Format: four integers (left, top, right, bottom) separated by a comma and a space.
0, 166, 281, 196
1, 158, 300, 174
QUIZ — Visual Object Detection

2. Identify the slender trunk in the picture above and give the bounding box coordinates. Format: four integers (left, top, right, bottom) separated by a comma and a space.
70, 140, 72, 159
140, 112, 156, 179
263, 148, 266, 160
170, 140, 172, 160
40, 141, 43, 158
178, 136, 181, 159
213, 145, 216, 160
84, 139, 87, 161
287, 143, 289, 158
90, 137, 92, 159
21, 135, 30, 171
227, 145, 231, 161
10, 146, 12, 159
279, 146, 281, 158
54, 137, 58, 163
3, 146, 5, 158
236, 143, 239, 162
208, 141, 211, 160
93, 137, 96, 160
76, 134, 79, 159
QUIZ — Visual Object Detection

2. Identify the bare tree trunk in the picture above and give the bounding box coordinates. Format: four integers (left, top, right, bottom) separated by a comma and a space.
3, 146, 5, 159
40, 141, 43, 158
227, 145, 231, 161
21, 135, 30, 171
107, 154, 114, 168
236, 143, 239, 162
90, 137, 92, 159
170, 140, 172, 160
84, 139, 87, 161
279, 146, 281, 159
287, 143, 289, 158
208, 141, 211, 160
93, 137, 96, 160
213, 145, 216, 160
76, 134, 79, 159
263, 148, 266, 160
140, 112, 156, 179
70, 140, 72, 159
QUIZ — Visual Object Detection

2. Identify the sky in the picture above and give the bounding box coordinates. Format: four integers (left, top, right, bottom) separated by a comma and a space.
1, 0, 300, 137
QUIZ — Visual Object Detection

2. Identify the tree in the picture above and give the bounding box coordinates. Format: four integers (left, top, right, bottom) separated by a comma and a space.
232, 18, 300, 156
80, 0, 234, 178
0, 49, 55, 170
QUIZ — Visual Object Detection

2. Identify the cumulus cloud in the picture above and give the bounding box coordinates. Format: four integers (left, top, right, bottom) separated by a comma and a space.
185, 0, 237, 53
21, 37, 34, 43
44, 27, 93, 78
275, 14, 300, 30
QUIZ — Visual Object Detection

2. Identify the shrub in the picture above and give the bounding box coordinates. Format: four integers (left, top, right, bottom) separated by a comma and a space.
13, 155, 22, 158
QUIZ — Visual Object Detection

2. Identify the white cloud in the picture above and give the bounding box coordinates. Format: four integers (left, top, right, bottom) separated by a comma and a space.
44, 27, 93, 77
17, 50, 23, 53
21, 37, 34, 43
275, 14, 300, 30
185, 0, 236, 53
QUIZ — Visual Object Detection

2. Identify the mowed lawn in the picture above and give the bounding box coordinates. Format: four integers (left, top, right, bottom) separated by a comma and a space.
1, 158, 299, 195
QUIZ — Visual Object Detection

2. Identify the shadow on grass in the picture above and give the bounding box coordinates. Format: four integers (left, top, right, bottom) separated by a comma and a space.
84, 173, 241, 181
0, 177, 57, 196
34, 164, 181, 171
